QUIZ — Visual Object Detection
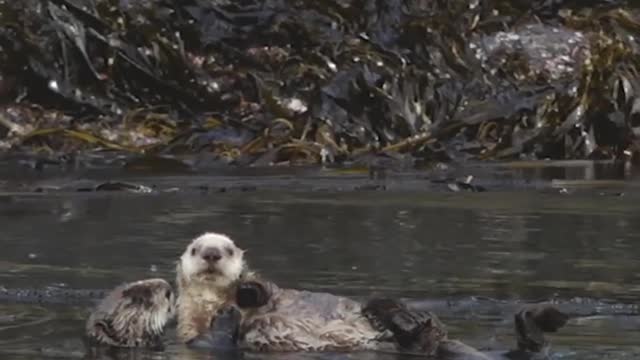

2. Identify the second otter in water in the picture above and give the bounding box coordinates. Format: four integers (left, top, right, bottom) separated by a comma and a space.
175, 232, 385, 349
85, 278, 175, 349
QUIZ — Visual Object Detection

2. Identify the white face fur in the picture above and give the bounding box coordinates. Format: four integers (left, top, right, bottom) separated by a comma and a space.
178, 232, 245, 288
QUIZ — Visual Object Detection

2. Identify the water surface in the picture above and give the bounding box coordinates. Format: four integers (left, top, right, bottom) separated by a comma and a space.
0, 164, 639, 359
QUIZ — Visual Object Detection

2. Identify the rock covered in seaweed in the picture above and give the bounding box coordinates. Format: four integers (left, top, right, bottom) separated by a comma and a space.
0, 0, 639, 167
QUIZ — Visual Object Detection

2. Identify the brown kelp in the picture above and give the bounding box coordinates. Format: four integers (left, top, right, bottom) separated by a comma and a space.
0, 0, 639, 168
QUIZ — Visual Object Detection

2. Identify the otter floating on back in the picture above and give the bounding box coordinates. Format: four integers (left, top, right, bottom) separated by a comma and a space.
175, 232, 569, 359
175, 232, 392, 351
175, 232, 253, 343
85, 278, 175, 349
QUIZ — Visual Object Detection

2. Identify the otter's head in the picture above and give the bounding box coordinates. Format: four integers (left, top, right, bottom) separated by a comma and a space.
86, 278, 175, 348
177, 232, 245, 290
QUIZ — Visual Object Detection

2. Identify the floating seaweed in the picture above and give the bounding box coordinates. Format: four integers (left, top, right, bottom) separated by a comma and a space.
0, 0, 639, 168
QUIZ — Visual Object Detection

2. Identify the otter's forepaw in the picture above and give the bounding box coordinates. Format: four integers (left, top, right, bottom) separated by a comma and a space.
236, 281, 270, 308
514, 304, 568, 353
211, 306, 242, 331
389, 310, 434, 336
188, 306, 241, 351
527, 305, 569, 333
362, 298, 405, 331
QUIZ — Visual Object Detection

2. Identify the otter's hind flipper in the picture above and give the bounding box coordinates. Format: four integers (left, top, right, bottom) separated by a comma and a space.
188, 306, 241, 352
514, 304, 569, 353
236, 281, 271, 308
362, 298, 446, 355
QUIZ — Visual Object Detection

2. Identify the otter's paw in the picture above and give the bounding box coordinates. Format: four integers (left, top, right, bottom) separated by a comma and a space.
389, 309, 435, 336
211, 306, 242, 333
189, 307, 241, 351
362, 298, 406, 332
236, 281, 270, 308
527, 305, 569, 333
514, 304, 568, 354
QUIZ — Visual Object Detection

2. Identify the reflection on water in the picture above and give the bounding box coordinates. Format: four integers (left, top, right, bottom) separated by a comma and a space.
0, 171, 640, 359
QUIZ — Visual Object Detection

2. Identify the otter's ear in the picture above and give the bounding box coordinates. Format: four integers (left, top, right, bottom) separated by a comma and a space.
122, 285, 153, 307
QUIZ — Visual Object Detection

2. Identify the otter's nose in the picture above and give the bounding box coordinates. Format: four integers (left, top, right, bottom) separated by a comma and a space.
201, 247, 222, 263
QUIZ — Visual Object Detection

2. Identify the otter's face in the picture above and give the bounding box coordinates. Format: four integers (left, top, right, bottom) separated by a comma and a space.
179, 232, 245, 287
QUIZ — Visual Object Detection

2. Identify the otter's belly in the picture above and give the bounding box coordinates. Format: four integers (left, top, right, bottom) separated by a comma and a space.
240, 289, 394, 352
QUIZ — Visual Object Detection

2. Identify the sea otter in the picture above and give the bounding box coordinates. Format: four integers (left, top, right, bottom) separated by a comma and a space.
175, 232, 395, 349
175, 232, 256, 343
85, 278, 175, 349
176, 232, 568, 358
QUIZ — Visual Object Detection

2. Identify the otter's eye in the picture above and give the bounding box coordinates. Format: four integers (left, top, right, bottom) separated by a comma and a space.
191, 247, 196, 256
226, 247, 234, 256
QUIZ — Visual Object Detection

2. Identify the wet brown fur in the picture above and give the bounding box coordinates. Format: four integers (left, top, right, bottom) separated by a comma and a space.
85, 278, 175, 348
227, 280, 568, 359
237, 281, 398, 352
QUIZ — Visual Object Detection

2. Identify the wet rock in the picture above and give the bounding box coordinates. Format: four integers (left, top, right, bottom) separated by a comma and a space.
471, 23, 590, 83
93, 182, 154, 193
447, 181, 487, 193
443, 175, 487, 192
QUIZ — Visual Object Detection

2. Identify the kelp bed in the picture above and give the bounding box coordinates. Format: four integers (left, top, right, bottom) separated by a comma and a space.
1, 0, 640, 168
